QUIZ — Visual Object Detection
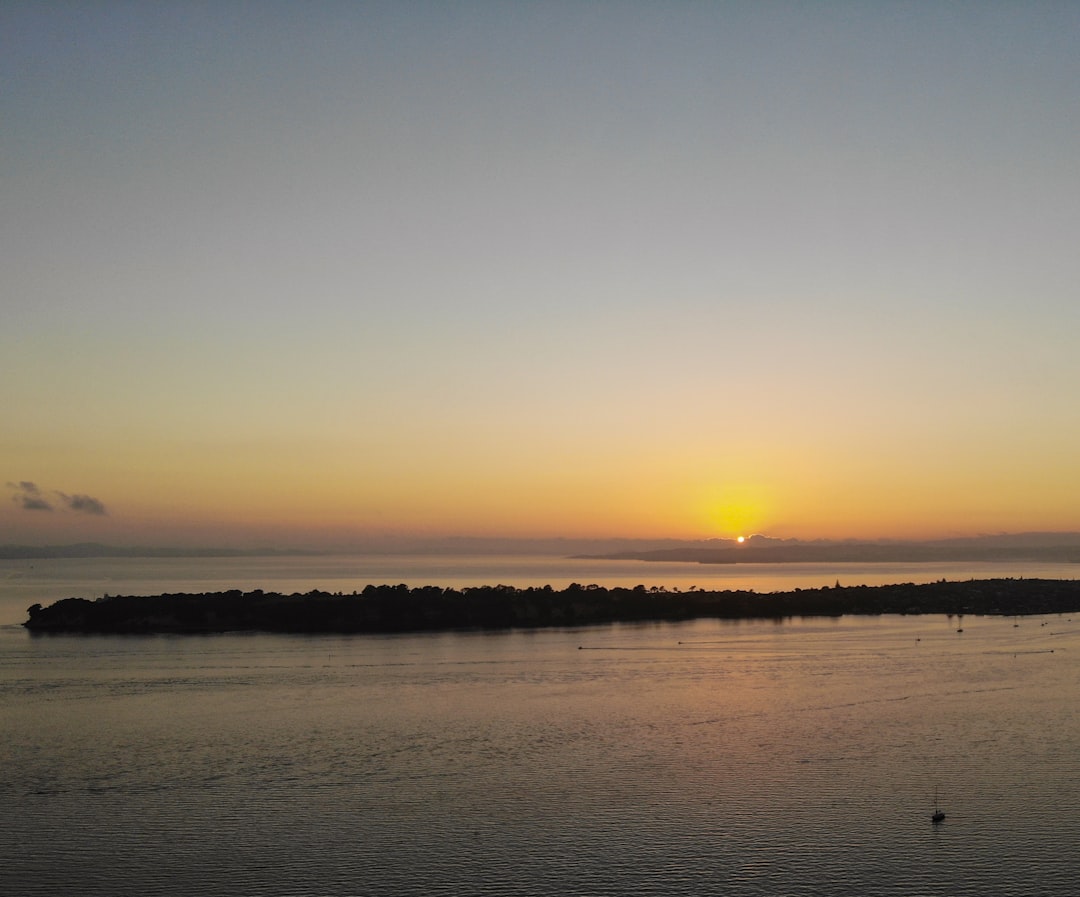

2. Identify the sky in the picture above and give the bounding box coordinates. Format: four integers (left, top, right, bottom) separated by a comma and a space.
3, 1, 1080, 548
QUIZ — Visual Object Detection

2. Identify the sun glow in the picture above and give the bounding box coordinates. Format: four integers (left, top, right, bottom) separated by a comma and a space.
703, 485, 772, 540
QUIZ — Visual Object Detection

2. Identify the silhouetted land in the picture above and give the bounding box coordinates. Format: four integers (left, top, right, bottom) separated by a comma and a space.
0, 543, 320, 559
22, 578, 1080, 634
8, 531, 1080, 560
574, 543, 1080, 564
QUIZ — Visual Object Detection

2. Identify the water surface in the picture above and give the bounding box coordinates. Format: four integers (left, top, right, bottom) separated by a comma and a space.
3, 601, 1079, 896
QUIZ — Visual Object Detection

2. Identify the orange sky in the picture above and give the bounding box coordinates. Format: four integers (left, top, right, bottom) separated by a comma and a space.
4, 5, 1080, 548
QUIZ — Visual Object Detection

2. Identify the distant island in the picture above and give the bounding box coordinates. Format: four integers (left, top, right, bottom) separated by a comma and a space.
573, 532, 1080, 565
0, 543, 322, 560
23, 578, 1080, 634
5, 531, 1080, 561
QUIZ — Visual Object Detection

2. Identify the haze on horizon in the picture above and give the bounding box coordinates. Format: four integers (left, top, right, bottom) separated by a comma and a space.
4, 3, 1080, 551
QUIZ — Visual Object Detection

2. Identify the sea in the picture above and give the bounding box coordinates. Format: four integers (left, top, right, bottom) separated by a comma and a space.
3, 555, 1080, 896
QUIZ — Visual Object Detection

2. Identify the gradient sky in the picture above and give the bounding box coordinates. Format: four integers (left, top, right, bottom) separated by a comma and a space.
4, 2, 1080, 547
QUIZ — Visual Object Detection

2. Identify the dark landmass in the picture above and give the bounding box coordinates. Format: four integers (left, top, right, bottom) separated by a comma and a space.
7, 531, 1080, 561
0, 543, 323, 560
23, 578, 1080, 634
577, 541, 1080, 565
576, 532, 1080, 565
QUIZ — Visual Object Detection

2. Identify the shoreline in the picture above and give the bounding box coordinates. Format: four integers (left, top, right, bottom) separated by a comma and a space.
23, 577, 1080, 634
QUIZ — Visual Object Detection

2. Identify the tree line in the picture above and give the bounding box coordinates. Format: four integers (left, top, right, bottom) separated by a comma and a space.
23, 578, 1080, 634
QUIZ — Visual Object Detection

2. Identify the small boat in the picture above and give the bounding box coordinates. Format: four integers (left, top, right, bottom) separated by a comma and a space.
931, 787, 945, 823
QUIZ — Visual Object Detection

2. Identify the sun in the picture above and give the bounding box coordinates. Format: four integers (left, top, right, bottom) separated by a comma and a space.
702, 486, 770, 542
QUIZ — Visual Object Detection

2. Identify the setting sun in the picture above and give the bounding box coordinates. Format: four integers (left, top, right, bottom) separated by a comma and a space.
701, 484, 774, 542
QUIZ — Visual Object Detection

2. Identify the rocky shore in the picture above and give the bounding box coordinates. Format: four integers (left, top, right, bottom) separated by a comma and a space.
22, 577, 1080, 634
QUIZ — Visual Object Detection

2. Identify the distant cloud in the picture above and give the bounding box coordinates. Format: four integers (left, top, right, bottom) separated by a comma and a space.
8, 481, 108, 515
7, 480, 54, 511
57, 492, 108, 515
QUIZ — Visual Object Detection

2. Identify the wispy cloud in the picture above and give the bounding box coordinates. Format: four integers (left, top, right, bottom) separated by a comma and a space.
57, 492, 108, 515
8, 481, 108, 515
7, 481, 54, 511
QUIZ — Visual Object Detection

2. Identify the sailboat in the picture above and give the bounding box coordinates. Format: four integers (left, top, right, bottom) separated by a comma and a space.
931, 787, 945, 823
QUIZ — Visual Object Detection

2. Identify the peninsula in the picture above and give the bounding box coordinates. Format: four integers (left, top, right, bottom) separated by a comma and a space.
23, 578, 1080, 634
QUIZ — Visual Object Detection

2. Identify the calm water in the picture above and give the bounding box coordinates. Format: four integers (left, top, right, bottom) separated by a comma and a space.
3, 557, 1080, 895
